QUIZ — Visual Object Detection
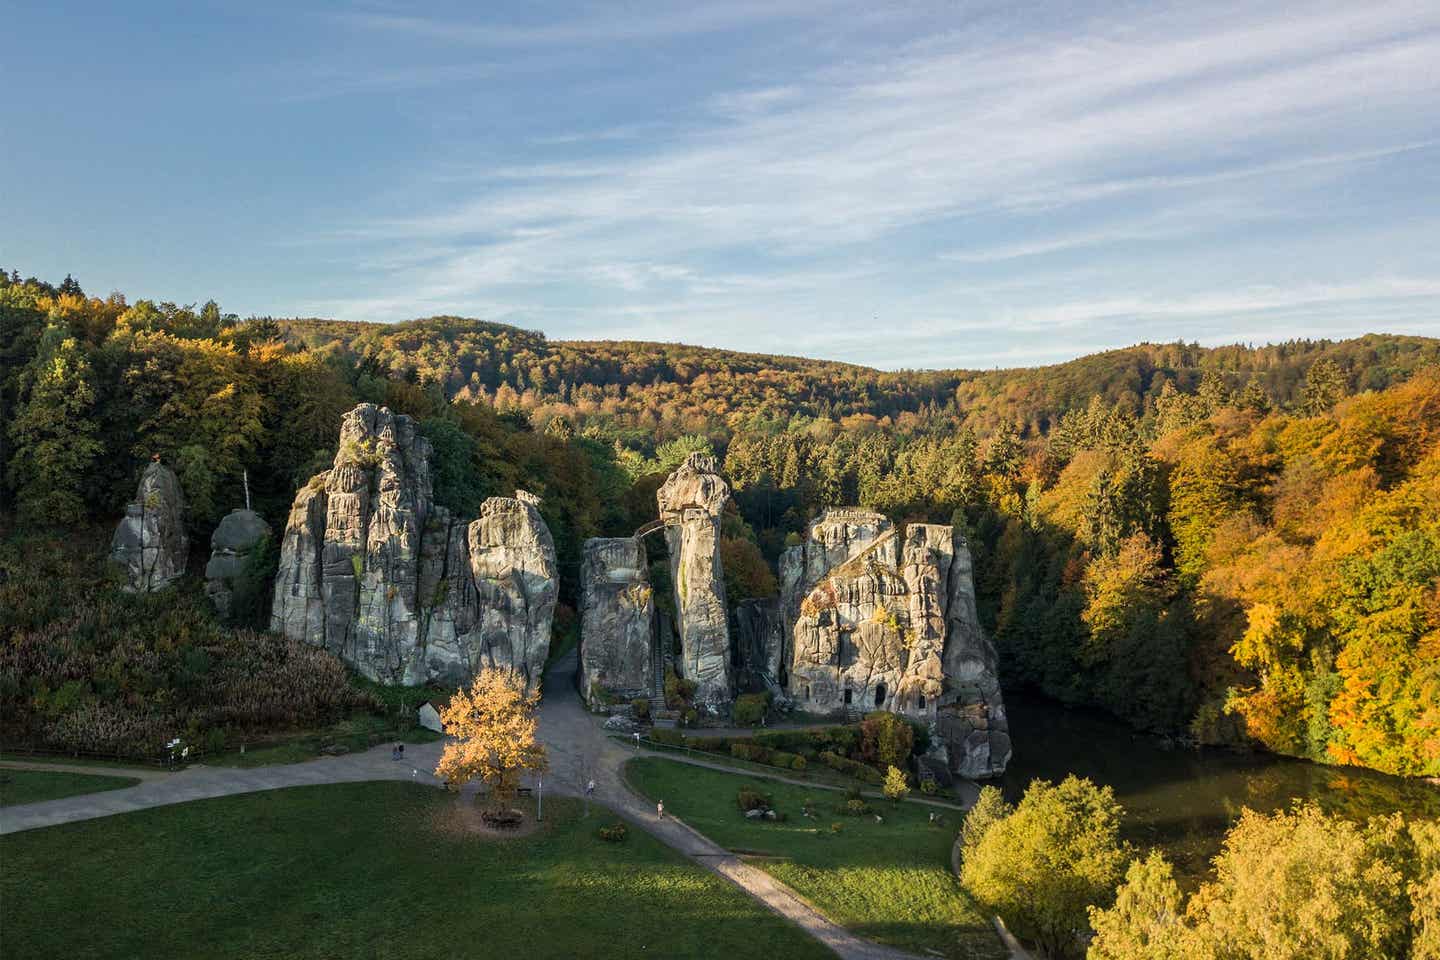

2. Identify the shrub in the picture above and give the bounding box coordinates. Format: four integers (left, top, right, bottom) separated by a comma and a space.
736, 787, 771, 812
883, 765, 910, 802
598, 822, 628, 842
649, 728, 686, 747
732, 692, 770, 726
731, 742, 772, 763
860, 711, 914, 769
961, 776, 1127, 958
830, 821, 844, 834
630, 698, 650, 721
663, 669, 697, 711
0, 535, 373, 759
684, 735, 728, 753
819, 751, 885, 784
959, 785, 1013, 860
845, 798, 872, 817
682, 708, 698, 727
920, 778, 938, 795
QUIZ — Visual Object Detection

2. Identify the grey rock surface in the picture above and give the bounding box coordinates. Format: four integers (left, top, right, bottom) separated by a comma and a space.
270, 404, 557, 688
110, 461, 189, 592
204, 508, 271, 619
657, 453, 733, 709
732, 597, 785, 695
936, 532, 1010, 779
783, 510, 904, 713
778, 509, 1009, 777
579, 537, 655, 706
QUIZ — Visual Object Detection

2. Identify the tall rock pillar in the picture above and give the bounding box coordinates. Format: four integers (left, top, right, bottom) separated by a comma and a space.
656, 452, 733, 710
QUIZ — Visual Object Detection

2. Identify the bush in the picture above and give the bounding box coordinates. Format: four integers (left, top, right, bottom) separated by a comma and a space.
684, 735, 728, 753
920, 778, 938, 795
663, 669, 697, 711
961, 776, 1127, 958
736, 787, 771, 812
818, 751, 885, 785
830, 821, 844, 834
0, 534, 374, 759
630, 698, 650, 722
732, 692, 770, 726
844, 798, 872, 817
883, 765, 910, 802
649, 728, 686, 747
860, 711, 914, 769
731, 742, 772, 763
598, 822, 628, 842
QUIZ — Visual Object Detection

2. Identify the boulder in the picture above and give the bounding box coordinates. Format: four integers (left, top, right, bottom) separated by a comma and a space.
657, 453, 732, 709
270, 404, 557, 688
204, 508, 271, 619
580, 537, 655, 706
110, 460, 188, 592
418, 701, 444, 733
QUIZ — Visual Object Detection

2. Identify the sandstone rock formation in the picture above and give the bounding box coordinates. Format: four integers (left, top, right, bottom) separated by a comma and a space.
936, 534, 1011, 779
780, 508, 1009, 778
783, 510, 905, 714
466, 492, 559, 688
204, 508, 271, 619
732, 598, 785, 695
270, 404, 557, 687
110, 460, 188, 592
657, 453, 732, 709
579, 537, 655, 705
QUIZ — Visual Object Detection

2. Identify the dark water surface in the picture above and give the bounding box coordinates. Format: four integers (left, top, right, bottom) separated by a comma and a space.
996, 694, 1440, 883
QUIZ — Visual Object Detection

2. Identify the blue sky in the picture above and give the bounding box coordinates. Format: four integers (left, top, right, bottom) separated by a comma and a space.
3, 1, 1438, 368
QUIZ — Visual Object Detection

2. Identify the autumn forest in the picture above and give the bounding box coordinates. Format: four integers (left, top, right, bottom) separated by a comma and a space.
3, 267, 1438, 778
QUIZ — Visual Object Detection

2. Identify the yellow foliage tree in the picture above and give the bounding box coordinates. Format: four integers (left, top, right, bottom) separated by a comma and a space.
434, 669, 548, 810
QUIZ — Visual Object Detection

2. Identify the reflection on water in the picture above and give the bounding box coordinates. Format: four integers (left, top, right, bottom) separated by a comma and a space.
997, 694, 1440, 884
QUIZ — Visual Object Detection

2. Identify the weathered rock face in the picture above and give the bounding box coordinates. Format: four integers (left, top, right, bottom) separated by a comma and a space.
270, 404, 557, 688
579, 537, 655, 704
936, 534, 1010, 779
732, 598, 785, 694
657, 453, 732, 708
204, 508, 271, 619
110, 461, 189, 592
784, 509, 906, 713
895, 524, 952, 712
465, 493, 559, 689
779, 508, 1009, 778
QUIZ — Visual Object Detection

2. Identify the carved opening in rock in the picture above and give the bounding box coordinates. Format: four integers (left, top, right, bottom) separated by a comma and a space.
874, 682, 886, 706
843, 687, 853, 705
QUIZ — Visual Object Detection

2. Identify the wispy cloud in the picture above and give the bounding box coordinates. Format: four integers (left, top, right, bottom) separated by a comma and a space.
296, 0, 1440, 366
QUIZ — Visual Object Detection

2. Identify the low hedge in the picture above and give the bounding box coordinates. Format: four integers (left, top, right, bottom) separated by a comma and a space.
819, 751, 885, 785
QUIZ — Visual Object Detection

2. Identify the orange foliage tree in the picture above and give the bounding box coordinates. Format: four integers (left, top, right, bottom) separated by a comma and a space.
434, 669, 548, 809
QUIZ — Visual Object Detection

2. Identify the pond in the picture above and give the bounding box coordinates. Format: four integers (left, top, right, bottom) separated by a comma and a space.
996, 693, 1440, 884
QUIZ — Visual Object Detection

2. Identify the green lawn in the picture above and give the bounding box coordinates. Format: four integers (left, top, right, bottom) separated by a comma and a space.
0, 782, 835, 960
0, 768, 141, 806
625, 757, 1005, 960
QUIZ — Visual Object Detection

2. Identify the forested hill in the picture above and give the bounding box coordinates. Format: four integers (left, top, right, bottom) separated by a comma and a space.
4, 268, 1439, 779
275, 313, 1440, 440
